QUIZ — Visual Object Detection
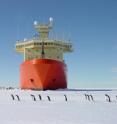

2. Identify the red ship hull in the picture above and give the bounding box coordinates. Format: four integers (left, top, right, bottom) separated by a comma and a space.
20, 59, 67, 90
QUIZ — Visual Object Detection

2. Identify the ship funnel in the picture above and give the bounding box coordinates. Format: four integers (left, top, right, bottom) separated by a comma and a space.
34, 18, 53, 40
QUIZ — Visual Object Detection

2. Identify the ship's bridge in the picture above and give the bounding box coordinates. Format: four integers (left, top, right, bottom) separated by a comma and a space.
15, 18, 73, 61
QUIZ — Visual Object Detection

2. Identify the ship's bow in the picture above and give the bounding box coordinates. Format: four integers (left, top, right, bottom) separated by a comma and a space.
20, 59, 67, 90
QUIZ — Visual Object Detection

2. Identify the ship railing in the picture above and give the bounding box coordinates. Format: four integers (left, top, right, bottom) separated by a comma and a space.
16, 37, 73, 44
16, 38, 73, 52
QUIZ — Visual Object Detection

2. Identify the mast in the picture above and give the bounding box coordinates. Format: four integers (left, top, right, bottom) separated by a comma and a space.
34, 17, 53, 59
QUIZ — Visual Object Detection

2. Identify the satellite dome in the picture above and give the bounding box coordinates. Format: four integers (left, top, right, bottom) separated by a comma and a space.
34, 21, 38, 25
49, 17, 53, 22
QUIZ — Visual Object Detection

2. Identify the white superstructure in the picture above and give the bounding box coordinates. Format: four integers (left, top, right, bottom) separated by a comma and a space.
15, 18, 73, 61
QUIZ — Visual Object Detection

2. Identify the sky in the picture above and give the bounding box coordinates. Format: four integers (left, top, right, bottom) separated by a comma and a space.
0, 0, 117, 88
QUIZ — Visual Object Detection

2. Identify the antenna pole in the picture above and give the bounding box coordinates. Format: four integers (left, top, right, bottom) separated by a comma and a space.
41, 39, 45, 58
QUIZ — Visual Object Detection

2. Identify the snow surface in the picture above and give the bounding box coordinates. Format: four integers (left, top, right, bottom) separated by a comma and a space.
0, 89, 117, 124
